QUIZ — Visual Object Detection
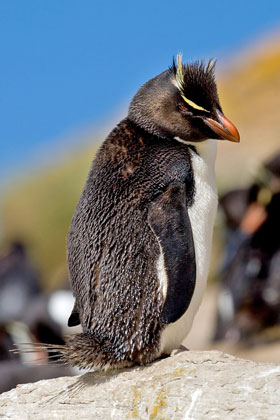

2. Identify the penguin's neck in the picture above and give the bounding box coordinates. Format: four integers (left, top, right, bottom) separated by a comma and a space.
174, 137, 217, 171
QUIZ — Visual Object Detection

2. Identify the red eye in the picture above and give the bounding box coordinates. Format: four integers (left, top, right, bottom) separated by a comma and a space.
179, 104, 188, 111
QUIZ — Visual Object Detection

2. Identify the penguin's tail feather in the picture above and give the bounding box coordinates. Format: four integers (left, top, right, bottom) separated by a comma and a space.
11, 333, 134, 371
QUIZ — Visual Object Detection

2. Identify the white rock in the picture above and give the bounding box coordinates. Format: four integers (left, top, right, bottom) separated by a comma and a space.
0, 351, 280, 419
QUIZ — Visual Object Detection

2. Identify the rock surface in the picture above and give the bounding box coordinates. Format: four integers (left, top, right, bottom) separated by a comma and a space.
0, 350, 280, 419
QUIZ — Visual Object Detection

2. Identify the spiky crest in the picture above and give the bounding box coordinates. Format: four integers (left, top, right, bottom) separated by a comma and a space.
170, 53, 216, 113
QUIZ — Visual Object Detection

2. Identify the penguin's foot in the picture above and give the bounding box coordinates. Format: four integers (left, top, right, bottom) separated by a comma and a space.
171, 344, 189, 356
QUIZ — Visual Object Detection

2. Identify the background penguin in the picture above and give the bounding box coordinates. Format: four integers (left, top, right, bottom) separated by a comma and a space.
35, 55, 240, 370
214, 152, 280, 342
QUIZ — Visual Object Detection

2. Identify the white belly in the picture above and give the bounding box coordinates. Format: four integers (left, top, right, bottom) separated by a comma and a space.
160, 139, 218, 354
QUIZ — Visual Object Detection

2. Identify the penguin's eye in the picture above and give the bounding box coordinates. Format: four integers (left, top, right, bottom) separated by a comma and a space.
179, 104, 188, 111
178, 103, 192, 115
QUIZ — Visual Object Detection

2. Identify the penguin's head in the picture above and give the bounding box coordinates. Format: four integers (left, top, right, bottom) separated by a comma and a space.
128, 54, 240, 143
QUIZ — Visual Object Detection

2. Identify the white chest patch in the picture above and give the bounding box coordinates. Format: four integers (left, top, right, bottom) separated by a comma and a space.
159, 138, 218, 354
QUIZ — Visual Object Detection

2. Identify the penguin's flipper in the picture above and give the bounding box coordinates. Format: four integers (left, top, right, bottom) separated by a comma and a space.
67, 301, 81, 327
148, 183, 196, 324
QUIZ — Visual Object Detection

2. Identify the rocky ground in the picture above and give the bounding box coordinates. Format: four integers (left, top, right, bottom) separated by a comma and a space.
1, 350, 280, 419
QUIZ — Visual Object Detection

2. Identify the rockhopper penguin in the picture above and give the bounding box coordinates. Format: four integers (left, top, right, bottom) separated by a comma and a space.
41, 55, 240, 370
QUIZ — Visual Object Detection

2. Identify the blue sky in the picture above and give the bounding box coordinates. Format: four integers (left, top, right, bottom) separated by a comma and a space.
1, 1, 280, 186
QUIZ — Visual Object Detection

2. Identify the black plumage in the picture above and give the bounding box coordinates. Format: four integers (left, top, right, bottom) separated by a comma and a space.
66, 121, 196, 368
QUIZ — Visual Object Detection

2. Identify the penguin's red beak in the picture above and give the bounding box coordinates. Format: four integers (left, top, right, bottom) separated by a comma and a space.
203, 110, 240, 143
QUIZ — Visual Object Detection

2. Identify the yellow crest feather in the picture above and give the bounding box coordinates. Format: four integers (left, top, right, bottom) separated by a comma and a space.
181, 95, 210, 113
175, 53, 185, 91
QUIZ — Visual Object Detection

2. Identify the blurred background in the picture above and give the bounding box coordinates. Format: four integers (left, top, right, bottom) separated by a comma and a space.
1, 1, 280, 393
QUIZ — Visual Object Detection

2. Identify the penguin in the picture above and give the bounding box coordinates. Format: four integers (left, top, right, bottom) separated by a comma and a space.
34, 54, 240, 370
